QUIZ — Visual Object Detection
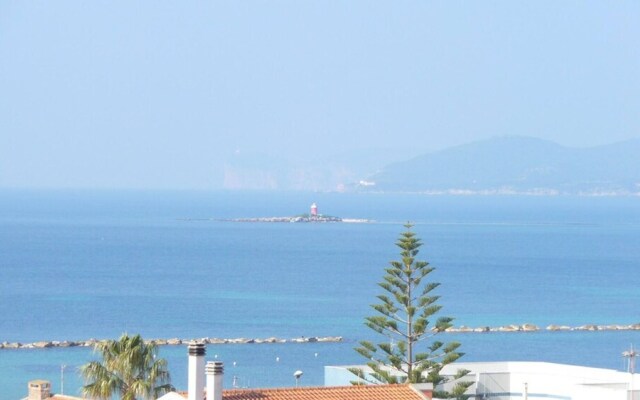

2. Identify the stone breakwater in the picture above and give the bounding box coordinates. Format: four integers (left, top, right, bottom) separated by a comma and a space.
444, 323, 640, 333
4, 324, 640, 350
0, 336, 343, 350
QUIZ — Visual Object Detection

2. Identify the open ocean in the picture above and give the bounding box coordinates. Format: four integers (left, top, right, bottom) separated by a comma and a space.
1, 190, 640, 399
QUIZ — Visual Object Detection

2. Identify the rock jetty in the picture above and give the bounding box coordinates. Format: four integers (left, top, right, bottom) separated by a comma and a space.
444, 323, 640, 333
4, 324, 640, 350
0, 336, 343, 350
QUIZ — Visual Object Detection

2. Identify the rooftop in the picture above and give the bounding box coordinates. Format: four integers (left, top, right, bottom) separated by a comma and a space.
165, 384, 431, 400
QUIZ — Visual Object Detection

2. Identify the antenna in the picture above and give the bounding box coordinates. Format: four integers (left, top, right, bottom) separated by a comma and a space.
293, 370, 303, 387
623, 344, 638, 373
60, 364, 66, 395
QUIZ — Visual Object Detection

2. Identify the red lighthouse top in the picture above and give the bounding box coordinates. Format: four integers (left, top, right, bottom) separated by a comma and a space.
310, 203, 318, 216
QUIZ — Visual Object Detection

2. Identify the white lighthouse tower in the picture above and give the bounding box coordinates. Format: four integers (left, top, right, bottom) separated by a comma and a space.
310, 203, 318, 217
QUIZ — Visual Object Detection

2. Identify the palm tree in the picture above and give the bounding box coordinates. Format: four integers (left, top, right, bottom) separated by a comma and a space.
80, 333, 174, 400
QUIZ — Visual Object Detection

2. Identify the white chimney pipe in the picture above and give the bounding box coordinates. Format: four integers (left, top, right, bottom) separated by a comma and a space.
188, 341, 206, 400
206, 361, 224, 400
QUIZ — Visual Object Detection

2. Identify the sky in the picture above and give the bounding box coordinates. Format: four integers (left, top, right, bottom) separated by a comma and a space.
0, 1, 638, 189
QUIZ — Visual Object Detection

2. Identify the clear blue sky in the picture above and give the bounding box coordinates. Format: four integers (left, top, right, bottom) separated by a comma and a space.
1, 1, 638, 189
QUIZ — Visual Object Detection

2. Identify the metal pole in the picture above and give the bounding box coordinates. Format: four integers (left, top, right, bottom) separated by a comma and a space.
623, 345, 638, 399
61, 364, 66, 395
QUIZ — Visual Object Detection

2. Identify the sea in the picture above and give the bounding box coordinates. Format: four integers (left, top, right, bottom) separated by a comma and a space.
1, 190, 640, 399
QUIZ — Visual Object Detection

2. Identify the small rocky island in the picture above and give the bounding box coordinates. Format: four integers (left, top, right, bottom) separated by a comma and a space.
225, 203, 371, 223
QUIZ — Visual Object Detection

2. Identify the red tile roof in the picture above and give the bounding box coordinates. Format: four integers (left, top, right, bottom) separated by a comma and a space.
224, 385, 427, 400
175, 384, 429, 400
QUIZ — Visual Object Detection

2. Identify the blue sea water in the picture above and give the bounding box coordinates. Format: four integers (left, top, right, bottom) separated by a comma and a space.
1, 190, 640, 399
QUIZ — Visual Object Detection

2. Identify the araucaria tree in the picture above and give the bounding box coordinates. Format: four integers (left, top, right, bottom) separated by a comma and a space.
80, 333, 173, 400
351, 224, 471, 399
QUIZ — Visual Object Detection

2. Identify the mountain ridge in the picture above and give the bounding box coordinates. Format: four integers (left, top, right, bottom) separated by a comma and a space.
360, 136, 640, 195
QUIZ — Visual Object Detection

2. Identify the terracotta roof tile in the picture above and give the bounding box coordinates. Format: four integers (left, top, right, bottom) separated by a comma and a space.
220, 385, 426, 400
171, 384, 430, 400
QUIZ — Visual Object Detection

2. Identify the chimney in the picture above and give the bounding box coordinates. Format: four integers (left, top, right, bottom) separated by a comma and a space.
188, 341, 206, 400
410, 383, 433, 400
28, 380, 51, 400
206, 361, 224, 400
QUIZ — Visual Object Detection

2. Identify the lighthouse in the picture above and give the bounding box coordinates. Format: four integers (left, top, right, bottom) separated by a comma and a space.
310, 203, 318, 217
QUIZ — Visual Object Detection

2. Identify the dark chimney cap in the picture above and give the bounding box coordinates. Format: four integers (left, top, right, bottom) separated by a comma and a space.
188, 341, 206, 356
206, 361, 224, 375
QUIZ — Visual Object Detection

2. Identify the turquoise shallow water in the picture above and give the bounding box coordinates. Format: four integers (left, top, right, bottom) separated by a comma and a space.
1, 190, 639, 398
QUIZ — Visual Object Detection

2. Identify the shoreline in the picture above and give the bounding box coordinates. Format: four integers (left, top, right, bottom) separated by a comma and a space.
4, 323, 640, 350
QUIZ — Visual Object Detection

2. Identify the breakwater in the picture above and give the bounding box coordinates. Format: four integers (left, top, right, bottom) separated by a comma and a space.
445, 323, 640, 333
4, 323, 640, 351
0, 336, 343, 350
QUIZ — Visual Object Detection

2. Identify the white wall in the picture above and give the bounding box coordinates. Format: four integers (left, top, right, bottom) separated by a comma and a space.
452, 362, 637, 400
326, 361, 638, 400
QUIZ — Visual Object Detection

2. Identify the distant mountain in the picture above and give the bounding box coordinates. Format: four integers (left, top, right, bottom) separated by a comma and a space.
359, 136, 640, 195
222, 148, 408, 191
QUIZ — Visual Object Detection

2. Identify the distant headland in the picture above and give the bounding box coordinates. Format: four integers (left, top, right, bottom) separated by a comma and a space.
221, 203, 372, 223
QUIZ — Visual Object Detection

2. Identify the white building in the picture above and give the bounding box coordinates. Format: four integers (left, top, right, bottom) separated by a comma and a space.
325, 361, 640, 400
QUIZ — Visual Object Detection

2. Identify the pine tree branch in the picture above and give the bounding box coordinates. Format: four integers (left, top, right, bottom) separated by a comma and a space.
352, 224, 467, 387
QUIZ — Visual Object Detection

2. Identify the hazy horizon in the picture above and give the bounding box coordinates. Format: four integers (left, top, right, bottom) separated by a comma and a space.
1, 2, 638, 190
